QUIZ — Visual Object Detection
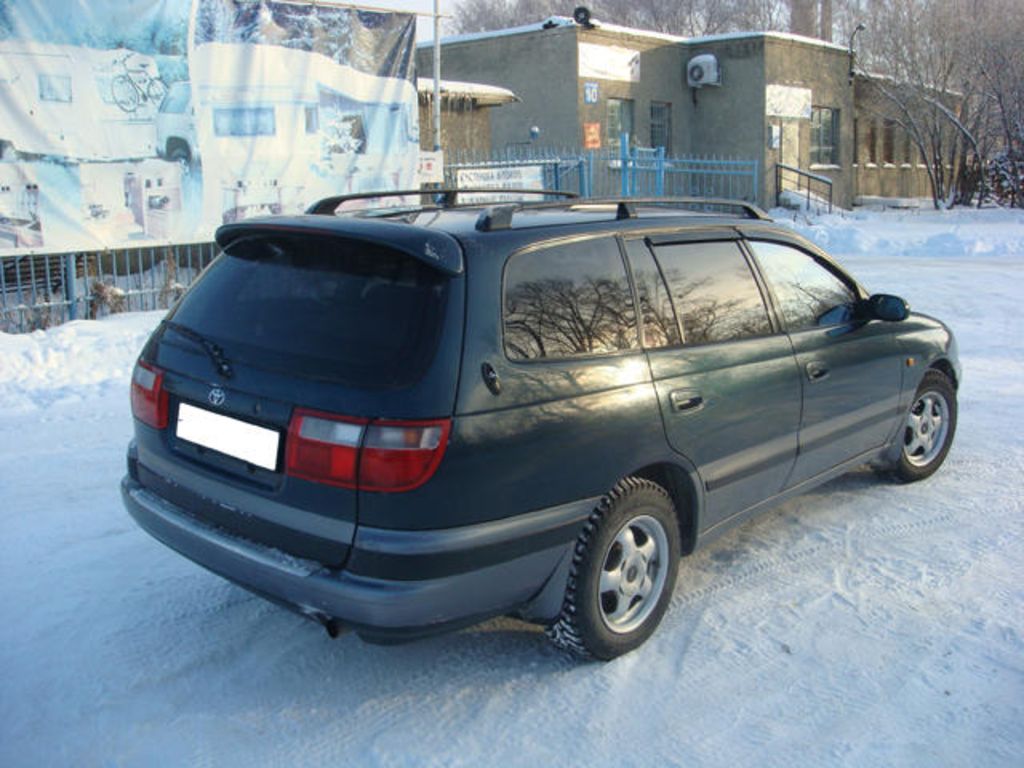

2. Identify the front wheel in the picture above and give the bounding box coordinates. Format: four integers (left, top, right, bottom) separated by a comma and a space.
546, 477, 680, 660
894, 370, 957, 482
146, 78, 168, 106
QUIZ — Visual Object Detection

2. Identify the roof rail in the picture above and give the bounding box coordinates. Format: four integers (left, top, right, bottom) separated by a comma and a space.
474, 196, 770, 231
306, 188, 578, 215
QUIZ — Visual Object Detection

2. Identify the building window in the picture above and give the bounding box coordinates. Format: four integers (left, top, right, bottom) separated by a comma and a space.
882, 119, 896, 164
867, 119, 878, 164
213, 107, 276, 137
650, 102, 671, 153
810, 107, 838, 165
852, 119, 859, 164
304, 106, 319, 134
606, 98, 634, 146
903, 131, 914, 164
38, 74, 72, 103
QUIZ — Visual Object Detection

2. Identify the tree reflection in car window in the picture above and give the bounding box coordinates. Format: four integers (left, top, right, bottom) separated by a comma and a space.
624, 239, 681, 348
504, 239, 638, 360
748, 241, 858, 330
653, 241, 772, 345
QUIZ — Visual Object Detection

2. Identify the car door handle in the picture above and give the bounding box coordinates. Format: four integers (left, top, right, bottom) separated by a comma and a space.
805, 362, 830, 382
669, 390, 704, 412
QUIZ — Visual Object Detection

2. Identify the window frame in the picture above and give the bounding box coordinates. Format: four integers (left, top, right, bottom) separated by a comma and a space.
644, 235, 779, 348
500, 234, 643, 364
882, 119, 896, 165
606, 97, 635, 147
741, 236, 866, 333
38, 73, 72, 103
649, 101, 672, 153
810, 106, 839, 166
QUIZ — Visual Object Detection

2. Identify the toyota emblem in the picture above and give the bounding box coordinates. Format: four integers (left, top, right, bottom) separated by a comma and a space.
208, 387, 226, 407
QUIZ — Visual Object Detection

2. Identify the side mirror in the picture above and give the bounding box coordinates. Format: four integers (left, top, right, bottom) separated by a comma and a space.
862, 293, 910, 322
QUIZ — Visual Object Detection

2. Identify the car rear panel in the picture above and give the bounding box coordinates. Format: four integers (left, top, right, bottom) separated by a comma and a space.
130, 227, 465, 569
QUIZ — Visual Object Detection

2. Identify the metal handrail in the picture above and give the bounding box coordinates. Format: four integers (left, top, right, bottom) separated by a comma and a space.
775, 163, 834, 213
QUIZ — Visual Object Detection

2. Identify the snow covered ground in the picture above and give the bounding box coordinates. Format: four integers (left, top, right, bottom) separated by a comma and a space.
1, 208, 1022, 767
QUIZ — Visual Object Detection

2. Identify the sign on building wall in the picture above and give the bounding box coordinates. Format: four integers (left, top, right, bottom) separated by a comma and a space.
765, 84, 813, 119
418, 151, 445, 184
578, 43, 641, 83
455, 165, 544, 202
0, 0, 419, 254
583, 122, 602, 149
583, 82, 599, 104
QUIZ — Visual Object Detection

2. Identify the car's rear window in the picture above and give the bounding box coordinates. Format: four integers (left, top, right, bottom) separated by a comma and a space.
167, 233, 450, 388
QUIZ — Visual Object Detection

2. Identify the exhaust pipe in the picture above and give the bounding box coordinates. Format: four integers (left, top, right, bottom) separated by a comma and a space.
304, 608, 347, 639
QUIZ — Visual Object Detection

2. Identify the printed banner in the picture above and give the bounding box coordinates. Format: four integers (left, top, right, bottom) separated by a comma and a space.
765, 84, 812, 119
0, 1, 419, 254
578, 42, 640, 83
455, 165, 544, 203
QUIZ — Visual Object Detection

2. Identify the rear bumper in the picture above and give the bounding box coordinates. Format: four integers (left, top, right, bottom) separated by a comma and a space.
122, 476, 588, 639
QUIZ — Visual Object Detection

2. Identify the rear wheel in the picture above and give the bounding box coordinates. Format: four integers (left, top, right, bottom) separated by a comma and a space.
894, 370, 957, 482
111, 75, 139, 112
546, 477, 680, 660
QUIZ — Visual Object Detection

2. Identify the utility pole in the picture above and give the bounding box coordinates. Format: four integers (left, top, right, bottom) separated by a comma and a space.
432, 0, 441, 152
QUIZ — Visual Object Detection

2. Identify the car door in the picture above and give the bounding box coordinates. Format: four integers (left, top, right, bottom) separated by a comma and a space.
624, 235, 803, 531
744, 239, 904, 487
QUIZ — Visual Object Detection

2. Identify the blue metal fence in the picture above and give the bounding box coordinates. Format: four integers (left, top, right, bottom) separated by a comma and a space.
446, 135, 759, 202
1, 242, 219, 333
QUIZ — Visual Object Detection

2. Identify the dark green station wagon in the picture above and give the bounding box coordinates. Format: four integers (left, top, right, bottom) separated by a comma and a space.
122, 193, 959, 659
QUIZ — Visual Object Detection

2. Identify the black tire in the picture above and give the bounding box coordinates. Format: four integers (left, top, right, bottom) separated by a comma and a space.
168, 144, 192, 176
546, 477, 681, 660
111, 75, 139, 112
893, 369, 957, 482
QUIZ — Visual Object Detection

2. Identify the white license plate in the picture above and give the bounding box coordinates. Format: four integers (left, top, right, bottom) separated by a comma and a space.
176, 402, 280, 470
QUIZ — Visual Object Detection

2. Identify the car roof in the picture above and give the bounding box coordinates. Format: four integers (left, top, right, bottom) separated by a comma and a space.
214, 196, 787, 275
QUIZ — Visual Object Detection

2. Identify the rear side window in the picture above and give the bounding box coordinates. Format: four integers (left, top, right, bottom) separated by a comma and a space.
504, 238, 638, 361
653, 241, 772, 345
748, 241, 858, 330
168, 234, 449, 388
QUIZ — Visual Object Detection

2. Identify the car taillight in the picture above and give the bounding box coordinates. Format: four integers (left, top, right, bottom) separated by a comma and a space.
131, 360, 168, 429
285, 409, 450, 492
361, 420, 451, 492
286, 410, 366, 488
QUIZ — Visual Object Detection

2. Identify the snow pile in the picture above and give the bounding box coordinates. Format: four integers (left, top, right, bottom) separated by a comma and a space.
773, 206, 1024, 261
1, 208, 1022, 766
0, 311, 162, 415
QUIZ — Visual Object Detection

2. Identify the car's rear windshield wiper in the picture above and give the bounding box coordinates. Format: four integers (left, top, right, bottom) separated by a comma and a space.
161, 320, 234, 379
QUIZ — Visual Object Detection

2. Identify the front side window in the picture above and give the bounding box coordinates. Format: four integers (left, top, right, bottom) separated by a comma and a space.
39, 74, 72, 103
607, 98, 635, 146
748, 241, 858, 331
504, 238, 638, 361
810, 106, 838, 165
213, 107, 275, 137
653, 241, 771, 346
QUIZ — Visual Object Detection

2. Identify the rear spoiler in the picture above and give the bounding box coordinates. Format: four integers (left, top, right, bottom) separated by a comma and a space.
215, 216, 464, 276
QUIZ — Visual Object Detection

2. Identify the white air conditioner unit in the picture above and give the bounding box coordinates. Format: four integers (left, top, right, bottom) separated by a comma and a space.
686, 54, 721, 88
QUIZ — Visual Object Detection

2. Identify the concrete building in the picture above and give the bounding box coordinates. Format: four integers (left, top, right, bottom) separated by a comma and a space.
417, 16, 931, 208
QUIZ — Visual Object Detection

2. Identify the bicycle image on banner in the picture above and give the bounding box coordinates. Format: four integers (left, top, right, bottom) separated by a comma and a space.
0, 1, 420, 254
